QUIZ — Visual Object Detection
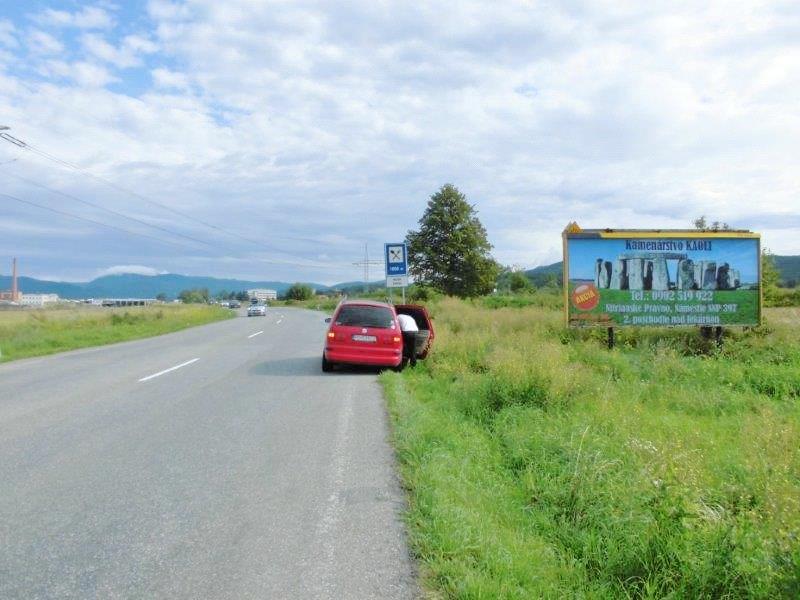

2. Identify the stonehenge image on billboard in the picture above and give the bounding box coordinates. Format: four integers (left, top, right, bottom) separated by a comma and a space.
594, 252, 741, 292
563, 229, 761, 328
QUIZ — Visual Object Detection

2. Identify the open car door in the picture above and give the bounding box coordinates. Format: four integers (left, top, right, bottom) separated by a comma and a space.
394, 304, 435, 359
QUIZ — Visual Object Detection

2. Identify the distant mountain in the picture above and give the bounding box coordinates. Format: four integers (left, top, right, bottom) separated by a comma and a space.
0, 276, 87, 298
0, 273, 331, 300
4, 255, 796, 299
774, 255, 800, 286
524, 255, 800, 287
330, 280, 386, 293
524, 262, 563, 287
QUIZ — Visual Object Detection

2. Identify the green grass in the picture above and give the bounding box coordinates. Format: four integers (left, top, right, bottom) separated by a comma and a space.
382, 299, 800, 598
0, 304, 234, 363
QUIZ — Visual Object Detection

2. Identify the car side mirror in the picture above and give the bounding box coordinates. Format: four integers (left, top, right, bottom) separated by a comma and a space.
324, 317, 331, 323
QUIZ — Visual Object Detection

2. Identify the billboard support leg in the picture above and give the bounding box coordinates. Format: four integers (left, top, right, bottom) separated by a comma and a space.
402, 286, 406, 304
715, 326, 723, 346
607, 327, 615, 349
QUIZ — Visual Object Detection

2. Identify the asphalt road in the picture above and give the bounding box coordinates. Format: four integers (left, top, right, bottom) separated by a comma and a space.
0, 308, 417, 599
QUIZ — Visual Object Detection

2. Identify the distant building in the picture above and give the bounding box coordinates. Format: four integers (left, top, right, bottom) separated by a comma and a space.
248, 288, 277, 302
20, 293, 59, 306
100, 298, 156, 307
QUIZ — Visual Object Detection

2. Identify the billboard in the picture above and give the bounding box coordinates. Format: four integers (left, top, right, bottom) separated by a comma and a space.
563, 226, 761, 328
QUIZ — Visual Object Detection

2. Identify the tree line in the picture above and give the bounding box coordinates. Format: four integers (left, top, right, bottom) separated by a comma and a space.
170, 193, 793, 304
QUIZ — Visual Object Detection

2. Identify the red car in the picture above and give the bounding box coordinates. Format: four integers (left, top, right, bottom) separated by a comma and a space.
322, 300, 434, 372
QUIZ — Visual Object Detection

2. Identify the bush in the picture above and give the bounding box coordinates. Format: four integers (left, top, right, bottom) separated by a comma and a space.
284, 283, 314, 300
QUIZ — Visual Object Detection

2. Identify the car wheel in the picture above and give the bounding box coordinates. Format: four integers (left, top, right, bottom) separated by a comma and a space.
393, 357, 407, 372
321, 354, 333, 372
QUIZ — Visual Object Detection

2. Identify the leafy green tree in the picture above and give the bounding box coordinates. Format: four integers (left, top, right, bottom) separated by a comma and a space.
285, 283, 313, 300
509, 270, 533, 293
693, 216, 731, 231
178, 288, 209, 303
762, 248, 781, 305
156, 292, 168, 302
235, 290, 249, 302
543, 273, 560, 288
407, 184, 499, 297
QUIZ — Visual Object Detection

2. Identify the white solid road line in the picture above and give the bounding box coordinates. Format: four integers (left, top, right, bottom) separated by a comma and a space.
138, 358, 200, 382
248, 330, 264, 339
276, 314, 284, 324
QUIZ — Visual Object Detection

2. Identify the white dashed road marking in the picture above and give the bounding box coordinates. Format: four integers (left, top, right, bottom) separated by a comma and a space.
138, 358, 200, 382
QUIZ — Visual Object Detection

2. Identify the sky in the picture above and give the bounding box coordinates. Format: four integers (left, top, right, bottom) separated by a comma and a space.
0, 0, 799, 284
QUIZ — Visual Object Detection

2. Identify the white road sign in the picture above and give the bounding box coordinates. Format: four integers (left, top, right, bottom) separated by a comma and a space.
386, 275, 408, 288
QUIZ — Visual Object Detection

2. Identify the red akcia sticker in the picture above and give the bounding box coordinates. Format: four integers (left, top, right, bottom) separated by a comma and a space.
572, 283, 600, 311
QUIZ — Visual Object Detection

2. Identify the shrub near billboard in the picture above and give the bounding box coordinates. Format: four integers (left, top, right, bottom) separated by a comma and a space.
562, 225, 761, 328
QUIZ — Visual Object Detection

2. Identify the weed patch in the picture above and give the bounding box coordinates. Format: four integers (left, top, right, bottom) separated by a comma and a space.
0, 305, 232, 362
382, 297, 800, 597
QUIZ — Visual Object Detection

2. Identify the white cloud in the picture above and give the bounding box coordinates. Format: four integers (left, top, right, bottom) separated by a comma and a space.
151, 67, 190, 89
96, 265, 167, 276
35, 5, 114, 30
81, 33, 158, 68
2, 0, 800, 282
37, 59, 118, 87
28, 30, 64, 55
0, 19, 18, 48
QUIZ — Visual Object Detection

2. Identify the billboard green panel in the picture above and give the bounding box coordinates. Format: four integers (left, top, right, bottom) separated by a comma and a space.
563, 228, 761, 328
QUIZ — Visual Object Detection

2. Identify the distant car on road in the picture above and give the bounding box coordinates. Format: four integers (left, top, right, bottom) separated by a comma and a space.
229, 300, 241, 309
248, 304, 267, 317
321, 300, 434, 372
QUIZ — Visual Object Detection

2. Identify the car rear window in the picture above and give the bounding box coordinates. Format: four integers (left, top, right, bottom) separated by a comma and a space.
335, 305, 394, 328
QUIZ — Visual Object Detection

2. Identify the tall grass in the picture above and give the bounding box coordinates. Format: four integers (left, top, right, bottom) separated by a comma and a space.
0, 304, 233, 363
383, 298, 800, 598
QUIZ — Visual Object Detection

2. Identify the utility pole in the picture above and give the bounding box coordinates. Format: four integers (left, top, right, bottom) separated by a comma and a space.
352, 243, 383, 295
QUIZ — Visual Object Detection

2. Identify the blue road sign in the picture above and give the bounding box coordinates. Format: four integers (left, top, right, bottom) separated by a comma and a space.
385, 243, 407, 276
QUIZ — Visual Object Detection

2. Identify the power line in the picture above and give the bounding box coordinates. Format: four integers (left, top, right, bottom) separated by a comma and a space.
1, 168, 216, 250
0, 131, 355, 270
0, 192, 196, 249
1, 132, 320, 252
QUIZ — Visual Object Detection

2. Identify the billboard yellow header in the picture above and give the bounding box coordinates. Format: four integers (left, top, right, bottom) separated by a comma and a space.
563, 225, 760, 240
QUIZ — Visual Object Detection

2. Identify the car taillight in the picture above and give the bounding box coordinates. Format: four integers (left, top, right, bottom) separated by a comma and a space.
327, 331, 335, 339
392, 336, 401, 343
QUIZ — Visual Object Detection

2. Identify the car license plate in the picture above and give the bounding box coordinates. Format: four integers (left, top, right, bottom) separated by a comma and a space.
352, 334, 377, 342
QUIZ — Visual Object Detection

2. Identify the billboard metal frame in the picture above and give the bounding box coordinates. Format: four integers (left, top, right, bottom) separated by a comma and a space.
562, 225, 762, 328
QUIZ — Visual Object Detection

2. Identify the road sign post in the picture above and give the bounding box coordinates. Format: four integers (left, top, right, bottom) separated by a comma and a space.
385, 243, 408, 302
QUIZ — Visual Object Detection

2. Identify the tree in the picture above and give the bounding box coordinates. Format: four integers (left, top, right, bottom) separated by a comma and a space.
762, 248, 780, 304
285, 283, 313, 300
509, 270, 533, 293
407, 184, 499, 297
156, 292, 168, 302
178, 288, 209, 303
235, 290, 249, 302
496, 267, 533, 294
693, 216, 731, 231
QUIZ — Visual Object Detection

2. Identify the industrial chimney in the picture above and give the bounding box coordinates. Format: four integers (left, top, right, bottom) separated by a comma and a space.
11, 257, 18, 302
